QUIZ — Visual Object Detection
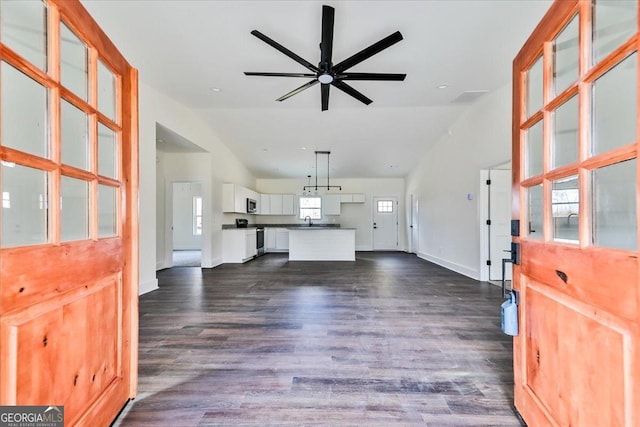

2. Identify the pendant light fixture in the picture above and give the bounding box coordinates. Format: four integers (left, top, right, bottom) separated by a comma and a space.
303, 151, 342, 192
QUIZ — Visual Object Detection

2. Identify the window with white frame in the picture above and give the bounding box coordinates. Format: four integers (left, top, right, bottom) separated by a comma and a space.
2, 191, 10, 209
299, 196, 322, 220
377, 200, 394, 213
193, 196, 202, 235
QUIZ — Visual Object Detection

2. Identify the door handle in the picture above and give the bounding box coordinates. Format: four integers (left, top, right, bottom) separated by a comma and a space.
373, 226, 378, 229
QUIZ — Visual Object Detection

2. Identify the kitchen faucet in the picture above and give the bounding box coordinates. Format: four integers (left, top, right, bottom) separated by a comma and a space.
304, 216, 313, 226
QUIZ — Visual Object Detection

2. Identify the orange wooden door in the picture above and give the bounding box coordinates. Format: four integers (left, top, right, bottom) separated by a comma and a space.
0, 1, 138, 425
512, 1, 639, 426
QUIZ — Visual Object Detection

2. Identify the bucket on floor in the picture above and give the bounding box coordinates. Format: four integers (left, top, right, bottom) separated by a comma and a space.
501, 291, 519, 336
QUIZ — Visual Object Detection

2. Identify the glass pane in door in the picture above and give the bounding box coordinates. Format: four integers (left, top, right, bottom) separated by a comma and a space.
0, 0, 47, 70
527, 56, 544, 117
553, 14, 579, 95
1, 62, 48, 158
98, 124, 117, 178
527, 184, 543, 240
592, 53, 637, 155
98, 60, 117, 121
552, 176, 579, 243
61, 99, 89, 170
526, 121, 544, 178
552, 95, 578, 168
593, 0, 637, 64
60, 23, 88, 101
60, 175, 89, 242
98, 184, 117, 237
1, 162, 48, 248
592, 159, 637, 250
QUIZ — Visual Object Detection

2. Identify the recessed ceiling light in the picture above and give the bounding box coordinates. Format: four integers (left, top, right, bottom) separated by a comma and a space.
209, 87, 222, 92
437, 84, 448, 89
300, 147, 308, 150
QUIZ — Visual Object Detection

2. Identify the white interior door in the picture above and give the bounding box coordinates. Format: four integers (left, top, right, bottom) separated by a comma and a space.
373, 196, 398, 250
489, 169, 513, 281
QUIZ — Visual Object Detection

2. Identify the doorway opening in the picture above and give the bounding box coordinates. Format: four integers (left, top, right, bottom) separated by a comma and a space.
479, 161, 512, 286
172, 182, 202, 267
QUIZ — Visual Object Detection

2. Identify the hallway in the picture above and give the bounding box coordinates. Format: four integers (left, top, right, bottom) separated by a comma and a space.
115, 252, 520, 426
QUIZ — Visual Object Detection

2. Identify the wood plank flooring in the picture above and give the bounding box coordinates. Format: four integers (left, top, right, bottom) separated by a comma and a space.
113, 252, 521, 426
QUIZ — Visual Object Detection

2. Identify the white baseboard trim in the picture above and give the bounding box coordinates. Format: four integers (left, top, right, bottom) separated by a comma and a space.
203, 257, 223, 268
417, 252, 480, 281
139, 278, 159, 295
356, 245, 373, 251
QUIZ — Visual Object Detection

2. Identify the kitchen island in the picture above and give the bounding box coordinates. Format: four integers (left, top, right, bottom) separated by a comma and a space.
288, 227, 356, 261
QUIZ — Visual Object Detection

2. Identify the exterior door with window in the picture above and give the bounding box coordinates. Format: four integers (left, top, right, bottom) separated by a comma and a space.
513, 1, 639, 425
0, 0, 138, 425
373, 196, 398, 250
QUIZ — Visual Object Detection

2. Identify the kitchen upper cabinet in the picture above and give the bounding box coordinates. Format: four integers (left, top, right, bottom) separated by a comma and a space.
282, 194, 295, 215
324, 194, 341, 215
339, 194, 365, 203
222, 183, 256, 214
260, 193, 271, 215
270, 194, 283, 215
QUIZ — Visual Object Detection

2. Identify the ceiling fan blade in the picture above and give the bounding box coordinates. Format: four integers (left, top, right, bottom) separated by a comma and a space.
339, 72, 406, 81
331, 80, 372, 105
333, 31, 404, 73
321, 83, 330, 111
320, 5, 335, 67
245, 72, 317, 78
251, 30, 320, 73
276, 79, 319, 102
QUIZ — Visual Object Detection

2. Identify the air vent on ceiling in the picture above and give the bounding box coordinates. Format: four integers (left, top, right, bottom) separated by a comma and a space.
451, 90, 489, 104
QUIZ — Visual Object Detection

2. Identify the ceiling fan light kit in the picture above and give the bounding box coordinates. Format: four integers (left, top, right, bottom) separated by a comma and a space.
245, 5, 406, 111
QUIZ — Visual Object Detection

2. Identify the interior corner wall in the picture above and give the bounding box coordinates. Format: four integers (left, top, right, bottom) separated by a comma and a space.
406, 83, 512, 280
139, 82, 256, 294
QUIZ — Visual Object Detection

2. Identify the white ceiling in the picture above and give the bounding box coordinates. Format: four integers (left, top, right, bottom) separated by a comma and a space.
81, 0, 552, 179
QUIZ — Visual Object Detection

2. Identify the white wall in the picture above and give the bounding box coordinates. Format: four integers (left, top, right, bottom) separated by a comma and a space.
255, 178, 406, 251
139, 82, 256, 294
406, 83, 512, 280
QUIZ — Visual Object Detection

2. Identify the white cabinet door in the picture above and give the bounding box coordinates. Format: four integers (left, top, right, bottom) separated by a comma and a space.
352, 194, 365, 203
275, 229, 289, 250
245, 231, 257, 259
270, 194, 283, 215
340, 194, 353, 203
265, 228, 276, 250
282, 194, 295, 215
324, 194, 341, 215
260, 193, 270, 215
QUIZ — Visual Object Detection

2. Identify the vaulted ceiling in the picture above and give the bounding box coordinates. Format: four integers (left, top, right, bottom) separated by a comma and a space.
82, 0, 552, 179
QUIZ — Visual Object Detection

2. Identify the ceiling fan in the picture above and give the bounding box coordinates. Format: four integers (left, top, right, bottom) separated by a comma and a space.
244, 5, 406, 111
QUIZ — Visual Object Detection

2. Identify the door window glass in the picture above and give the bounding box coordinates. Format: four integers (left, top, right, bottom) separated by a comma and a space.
1, 162, 48, 248
527, 184, 544, 240
377, 200, 394, 213
98, 60, 117, 122
552, 176, 579, 243
592, 159, 637, 251
60, 176, 89, 241
98, 123, 117, 178
592, 53, 637, 155
553, 15, 579, 95
0, 0, 47, 70
61, 99, 89, 170
60, 23, 88, 101
526, 121, 544, 178
592, 0, 637, 64
1, 62, 48, 158
527, 56, 544, 117
552, 95, 579, 168
98, 184, 117, 237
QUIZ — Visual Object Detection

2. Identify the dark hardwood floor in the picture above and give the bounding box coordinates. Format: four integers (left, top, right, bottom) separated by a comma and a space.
113, 252, 521, 426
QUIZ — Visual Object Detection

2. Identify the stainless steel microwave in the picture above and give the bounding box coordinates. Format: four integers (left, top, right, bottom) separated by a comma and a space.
246, 198, 257, 213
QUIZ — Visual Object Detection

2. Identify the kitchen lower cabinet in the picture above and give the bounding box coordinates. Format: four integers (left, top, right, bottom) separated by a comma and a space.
275, 229, 289, 250
222, 229, 257, 263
